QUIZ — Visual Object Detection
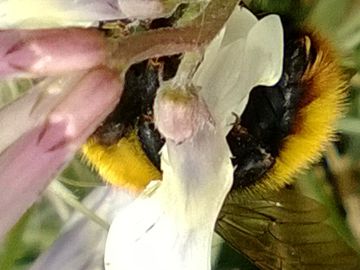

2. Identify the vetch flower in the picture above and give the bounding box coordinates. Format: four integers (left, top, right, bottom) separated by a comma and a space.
105, 6, 283, 270
0, 28, 106, 77
0, 0, 236, 245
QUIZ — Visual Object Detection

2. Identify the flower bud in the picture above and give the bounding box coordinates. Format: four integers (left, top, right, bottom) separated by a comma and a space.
0, 28, 106, 78
154, 84, 212, 144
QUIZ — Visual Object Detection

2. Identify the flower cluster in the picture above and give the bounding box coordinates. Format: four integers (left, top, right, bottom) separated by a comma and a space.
0, 1, 283, 270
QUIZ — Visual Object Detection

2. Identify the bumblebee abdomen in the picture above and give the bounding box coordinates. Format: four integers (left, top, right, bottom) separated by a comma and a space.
82, 131, 162, 192
230, 30, 347, 192
82, 17, 347, 195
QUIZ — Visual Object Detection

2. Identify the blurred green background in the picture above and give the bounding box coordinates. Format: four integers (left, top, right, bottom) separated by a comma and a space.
1, 0, 360, 269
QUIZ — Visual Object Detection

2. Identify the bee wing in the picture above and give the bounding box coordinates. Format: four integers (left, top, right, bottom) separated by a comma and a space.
216, 187, 360, 270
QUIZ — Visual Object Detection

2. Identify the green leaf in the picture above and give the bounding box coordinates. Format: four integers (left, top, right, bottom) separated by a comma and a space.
0, 209, 32, 270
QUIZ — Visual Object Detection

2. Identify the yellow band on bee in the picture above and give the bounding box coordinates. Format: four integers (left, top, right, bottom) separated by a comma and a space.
82, 131, 161, 192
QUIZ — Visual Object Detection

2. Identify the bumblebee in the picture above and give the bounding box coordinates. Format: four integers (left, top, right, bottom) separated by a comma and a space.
82, 5, 359, 270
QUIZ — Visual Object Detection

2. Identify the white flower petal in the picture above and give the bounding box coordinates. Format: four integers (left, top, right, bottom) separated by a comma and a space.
193, 28, 225, 81
105, 125, 233, 270
221, 6, 258, 47
30, 187, 135, 270
196, 39, 247, 126
241, 14, 284, 88
195, 8, 283, 130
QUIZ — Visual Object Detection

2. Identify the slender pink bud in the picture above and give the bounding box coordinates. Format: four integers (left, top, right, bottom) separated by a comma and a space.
0, 67, 122, 240
154, 84, 212, 144
0, 28, 106, 77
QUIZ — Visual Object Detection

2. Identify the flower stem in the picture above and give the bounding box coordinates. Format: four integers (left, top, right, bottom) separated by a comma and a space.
107, 0, 239, 70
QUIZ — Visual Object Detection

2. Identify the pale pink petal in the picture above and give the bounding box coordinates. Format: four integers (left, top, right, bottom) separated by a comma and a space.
0, 68, 122, 240
30, 187, 135, 270
0, 28, 106, 78
0, 74, 85, 154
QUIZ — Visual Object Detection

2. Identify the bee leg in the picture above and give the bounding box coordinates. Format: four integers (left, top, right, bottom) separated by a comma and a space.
148, 58, 165, 82
137, 120, 164, 170
227, 124, 275, 189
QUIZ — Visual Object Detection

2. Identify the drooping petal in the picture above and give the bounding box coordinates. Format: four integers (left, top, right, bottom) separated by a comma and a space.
0, 67, 122, 240
30, 187, 135, 270
105, 123, 233, 270
0, 28, 106, 78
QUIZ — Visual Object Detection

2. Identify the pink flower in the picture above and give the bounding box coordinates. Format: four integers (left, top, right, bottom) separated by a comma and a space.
0, 28, 122, 240
0, 28, 106, 77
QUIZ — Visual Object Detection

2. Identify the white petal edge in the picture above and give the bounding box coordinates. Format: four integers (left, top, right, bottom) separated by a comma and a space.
242, 14, 284, 88
193, 6, 257, 90
30, 186, 135, 270
194, 8, 283, 129
221, 6, 258, 47
216, 14, 284, 128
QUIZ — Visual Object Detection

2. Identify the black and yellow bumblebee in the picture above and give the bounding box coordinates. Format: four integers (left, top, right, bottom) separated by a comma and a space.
82, 3, 360, 269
